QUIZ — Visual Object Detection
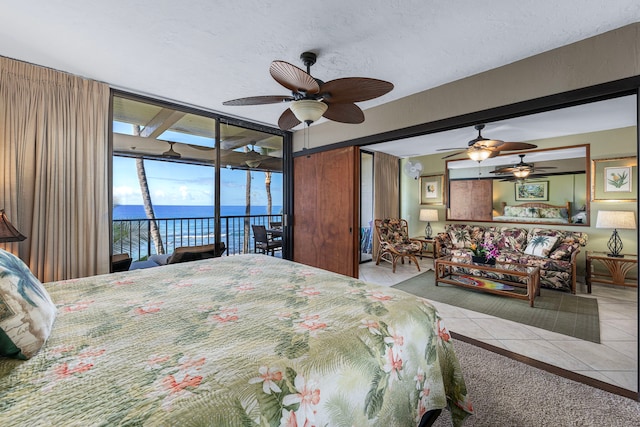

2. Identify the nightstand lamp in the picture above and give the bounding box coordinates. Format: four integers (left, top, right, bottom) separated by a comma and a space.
595, 210, 636, 257
419, 209, 438, 238
0, 209, 27, 242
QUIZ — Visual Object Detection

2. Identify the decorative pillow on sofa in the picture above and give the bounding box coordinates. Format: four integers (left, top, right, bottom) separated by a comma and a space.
0, 248, 57, 359
447, 225, 472, 249
490, 227, 528, 251
524, 235, 559, 257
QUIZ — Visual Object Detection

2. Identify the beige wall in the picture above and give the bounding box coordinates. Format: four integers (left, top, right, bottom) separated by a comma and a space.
293, 22, 640, 151
400, 126, 638, 275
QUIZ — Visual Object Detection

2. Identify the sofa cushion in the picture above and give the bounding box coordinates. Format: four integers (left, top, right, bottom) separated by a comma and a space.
549, 231, 588, 261
446, 224, 484, 249
496, 250, 572, 273
485, 227, 528, 252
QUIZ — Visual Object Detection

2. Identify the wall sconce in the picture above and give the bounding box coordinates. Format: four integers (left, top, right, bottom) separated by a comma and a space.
419, 209, 439, 238
0, 209, 27, 242
595, 210, 636, 257
290, 100, 328, 125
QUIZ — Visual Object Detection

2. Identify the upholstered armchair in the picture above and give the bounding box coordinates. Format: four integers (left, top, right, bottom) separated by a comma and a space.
373, 218, 421, 273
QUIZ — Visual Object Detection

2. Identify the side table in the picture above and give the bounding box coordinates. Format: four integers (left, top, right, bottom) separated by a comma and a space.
411, 236, 436, 259
585, 251, 638, 293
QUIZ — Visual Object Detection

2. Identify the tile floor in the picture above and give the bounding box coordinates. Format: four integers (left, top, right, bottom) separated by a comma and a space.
359, 257, 638, 393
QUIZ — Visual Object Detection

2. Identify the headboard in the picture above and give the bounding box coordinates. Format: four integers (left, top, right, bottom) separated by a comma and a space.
500, 201, 571, 219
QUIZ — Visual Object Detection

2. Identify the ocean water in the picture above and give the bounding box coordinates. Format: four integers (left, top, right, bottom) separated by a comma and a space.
113, 205, 282, 220
112, 205, 283, 260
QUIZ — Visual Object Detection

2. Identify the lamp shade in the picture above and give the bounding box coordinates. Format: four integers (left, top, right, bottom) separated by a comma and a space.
595, 211, 636, 229
419, 209, 439, 222
290, 100, 328, 124
0, 209, 27, 243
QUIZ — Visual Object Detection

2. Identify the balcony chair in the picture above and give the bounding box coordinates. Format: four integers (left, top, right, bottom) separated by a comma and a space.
373, 218, 421, 273
111, 253, 132, 272
167, 242, 226, 264
252, 224, 282, 256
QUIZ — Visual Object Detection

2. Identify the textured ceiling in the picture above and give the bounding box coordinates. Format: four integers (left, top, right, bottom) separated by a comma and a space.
1, 1, 639, 145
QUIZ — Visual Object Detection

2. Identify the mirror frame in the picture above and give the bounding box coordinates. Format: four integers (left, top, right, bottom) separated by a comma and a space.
445, 144, 591, 226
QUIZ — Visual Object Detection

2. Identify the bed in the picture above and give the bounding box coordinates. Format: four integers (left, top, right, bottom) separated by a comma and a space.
0, 251, 472, 426
493, 201, 572, 224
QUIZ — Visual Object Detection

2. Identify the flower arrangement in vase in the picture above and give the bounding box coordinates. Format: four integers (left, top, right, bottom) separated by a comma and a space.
469, 241, 499, 265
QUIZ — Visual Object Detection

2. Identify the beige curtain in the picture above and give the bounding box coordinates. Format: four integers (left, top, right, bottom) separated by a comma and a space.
0, 56, 110, 281
372, 152, 400, 259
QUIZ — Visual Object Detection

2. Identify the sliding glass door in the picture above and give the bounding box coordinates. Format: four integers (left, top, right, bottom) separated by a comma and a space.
111, 92, 287, 263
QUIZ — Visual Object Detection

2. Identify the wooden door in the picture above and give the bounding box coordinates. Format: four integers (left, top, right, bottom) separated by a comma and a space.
293, 146, 359, 277
448, 179, 493, 221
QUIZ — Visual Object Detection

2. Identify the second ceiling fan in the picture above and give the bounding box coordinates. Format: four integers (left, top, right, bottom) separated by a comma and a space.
223, 52, 394, 130
439, 124, 538, 161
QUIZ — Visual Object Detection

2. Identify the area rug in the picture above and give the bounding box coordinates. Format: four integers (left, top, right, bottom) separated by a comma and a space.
392, 271, 600, 343
431, 339, 639, 426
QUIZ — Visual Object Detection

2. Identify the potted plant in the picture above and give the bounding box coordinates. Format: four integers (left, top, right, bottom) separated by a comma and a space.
469, 241, 499, 265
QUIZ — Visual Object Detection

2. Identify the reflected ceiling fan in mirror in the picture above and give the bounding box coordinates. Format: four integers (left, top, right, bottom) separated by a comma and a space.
223, 52, 394, 130
490, 154, 557, 179
438, 124, 538, 162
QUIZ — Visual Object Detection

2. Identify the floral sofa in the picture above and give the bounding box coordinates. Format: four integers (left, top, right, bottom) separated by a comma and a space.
434, 224, 588, 293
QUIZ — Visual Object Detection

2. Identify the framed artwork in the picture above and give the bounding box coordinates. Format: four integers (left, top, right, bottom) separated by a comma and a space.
515, 181, 548, 201
592, 156, 637, 201
419, 174, 444, 205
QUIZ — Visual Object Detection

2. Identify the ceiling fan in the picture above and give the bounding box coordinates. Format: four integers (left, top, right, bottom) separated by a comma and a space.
439, 124, 538, 161
162, 141, 181, 159
489, 154, 557, 179
223, 51, 394, 130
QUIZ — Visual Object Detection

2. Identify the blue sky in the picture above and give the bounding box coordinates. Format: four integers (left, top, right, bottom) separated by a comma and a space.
113, 122, 283, 207
113, 157, 282, 207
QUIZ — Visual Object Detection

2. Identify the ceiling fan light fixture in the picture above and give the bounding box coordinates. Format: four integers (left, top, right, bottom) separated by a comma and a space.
513, 169, 531, 178
467, 147, 491, 162
290, 99, 328, 124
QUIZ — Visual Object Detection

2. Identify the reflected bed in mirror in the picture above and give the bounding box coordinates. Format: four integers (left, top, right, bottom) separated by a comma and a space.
446, 145, 590, 226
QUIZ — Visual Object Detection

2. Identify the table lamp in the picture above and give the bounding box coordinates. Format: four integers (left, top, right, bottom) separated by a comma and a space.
419, 209, 438, 238
595, 210, 636, 257
0, 209, 27, 242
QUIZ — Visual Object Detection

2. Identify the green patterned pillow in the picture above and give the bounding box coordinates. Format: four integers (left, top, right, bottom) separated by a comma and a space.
0, 248, 57, 359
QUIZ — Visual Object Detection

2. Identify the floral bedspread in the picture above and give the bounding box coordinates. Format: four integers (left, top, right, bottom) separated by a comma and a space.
0, 255, 472, 426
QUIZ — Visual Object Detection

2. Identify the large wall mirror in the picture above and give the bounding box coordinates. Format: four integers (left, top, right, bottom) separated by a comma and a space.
446, 144, 590, 226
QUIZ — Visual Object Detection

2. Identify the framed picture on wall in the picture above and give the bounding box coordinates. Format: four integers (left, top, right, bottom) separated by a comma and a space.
419, 174, 444, 205
592, 157, 637, 201
515, 181, 548, 201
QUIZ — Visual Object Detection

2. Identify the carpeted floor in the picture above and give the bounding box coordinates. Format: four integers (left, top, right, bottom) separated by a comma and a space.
434, 339, 640, 426
393, 271, 600, 343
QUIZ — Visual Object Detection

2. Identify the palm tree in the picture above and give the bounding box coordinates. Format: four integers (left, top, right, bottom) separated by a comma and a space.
243, 165, 252, 253
133, 125, 165, 255
265, 171, 272, 217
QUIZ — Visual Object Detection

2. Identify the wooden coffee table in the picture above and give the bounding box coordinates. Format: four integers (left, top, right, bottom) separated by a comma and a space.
435, 255, 541, 307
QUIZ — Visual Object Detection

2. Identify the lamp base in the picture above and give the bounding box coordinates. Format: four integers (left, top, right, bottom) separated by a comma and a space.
606, 229, 624, 258
425, 223, 432, 239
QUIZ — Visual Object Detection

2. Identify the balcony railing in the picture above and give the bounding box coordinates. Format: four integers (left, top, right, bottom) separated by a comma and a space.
112, 214, 283, 261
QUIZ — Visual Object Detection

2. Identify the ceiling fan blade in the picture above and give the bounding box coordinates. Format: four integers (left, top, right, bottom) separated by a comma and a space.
322, 103, 364, 124
278, 108, 301, 130
441, 150, 467, 159
270, 61, 319, 94
320, 78, 394, 103
223, 95, 294, 106
495, 141, 538, 151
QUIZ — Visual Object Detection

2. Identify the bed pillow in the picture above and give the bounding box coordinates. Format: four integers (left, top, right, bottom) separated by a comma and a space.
0, 248, 57, 359
524, 235, 559, 257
